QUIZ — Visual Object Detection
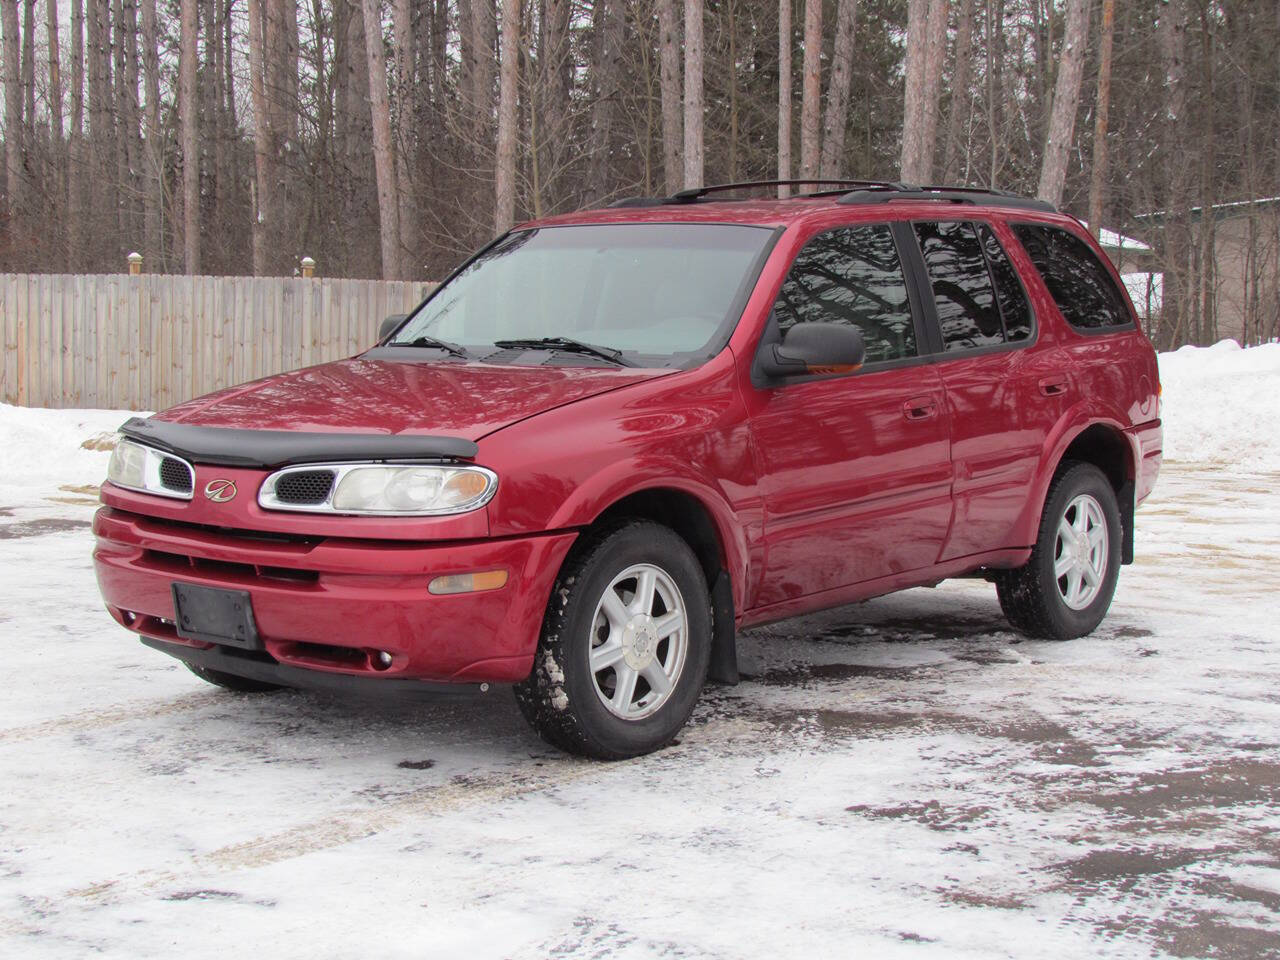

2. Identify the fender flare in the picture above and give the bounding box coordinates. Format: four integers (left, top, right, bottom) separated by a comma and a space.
1016, 403, 1138, 548
546, 457, 755, 620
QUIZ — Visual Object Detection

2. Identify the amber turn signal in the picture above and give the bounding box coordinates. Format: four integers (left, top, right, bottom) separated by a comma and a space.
427, 569, 509, 595
805, 363, 863, 375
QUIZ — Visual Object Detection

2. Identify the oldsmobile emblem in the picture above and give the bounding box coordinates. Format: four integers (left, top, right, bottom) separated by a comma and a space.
204, 479, 237, 503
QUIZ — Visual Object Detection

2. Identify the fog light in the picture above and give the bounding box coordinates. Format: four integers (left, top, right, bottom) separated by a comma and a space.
428, 570, 509, 595
374, 651, 393, 670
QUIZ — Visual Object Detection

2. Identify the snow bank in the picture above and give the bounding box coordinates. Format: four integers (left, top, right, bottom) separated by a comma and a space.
1157, 340, 1280, 472
0, 403, 143, 506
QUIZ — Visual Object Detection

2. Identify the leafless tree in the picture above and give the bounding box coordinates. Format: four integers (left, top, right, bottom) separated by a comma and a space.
1036, 0, 1090, 207
361, 0, 402, 278
682, 0, 703, 187
179, 0, 199, 273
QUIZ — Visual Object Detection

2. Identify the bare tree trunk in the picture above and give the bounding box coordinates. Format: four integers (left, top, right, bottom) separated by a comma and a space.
727, 0, 738, 180
682, 0, 703, 188
986, 0, 1004, 184
247, 0, 269, 275
2, 0, 21, 218
392, 0, 414, 267
494, 0, 518, 230
1158, 0, 1190, 349
69, 0, 83, 267
140, 0, 160, 264
47, 0, 64, 181
1196, 6, 1215, 345
942, 0, 974, 183
917, 0, 948, 182
179, 0, 199, 272
1086, 0, 1113, 238
588, 0, 620, 202
361, 0, 402, 279
20, 0, 33, 152
798, 0, 820, 180
121, 0, 141, 253
470, 0, 495, 134
777, 0, 791, 196
657, 0, 681, 194
900, 0, 928, 181
819, 0, 858, 179
1036, 0, 1090, 207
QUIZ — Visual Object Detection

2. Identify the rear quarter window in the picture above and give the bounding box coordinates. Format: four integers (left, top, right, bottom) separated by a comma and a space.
1012, 223, 1134, 330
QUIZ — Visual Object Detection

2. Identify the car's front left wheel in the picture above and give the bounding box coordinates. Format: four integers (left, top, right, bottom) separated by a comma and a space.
514, 520, 711, 759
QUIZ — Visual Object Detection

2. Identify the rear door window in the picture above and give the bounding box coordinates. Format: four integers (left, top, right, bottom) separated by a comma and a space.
773, 224, 918, 364
1012, 223, 1133, 329
978, 224, 1033, 341
913, 221, 1004, 351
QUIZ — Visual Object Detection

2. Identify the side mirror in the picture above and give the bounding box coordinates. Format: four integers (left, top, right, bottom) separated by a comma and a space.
758, 322, 866, 379
379, 314, 407, 343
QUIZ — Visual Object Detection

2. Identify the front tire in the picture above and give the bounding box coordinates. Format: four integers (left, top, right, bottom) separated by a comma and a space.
996, 461, 1123, 640
514, 521, 711, 759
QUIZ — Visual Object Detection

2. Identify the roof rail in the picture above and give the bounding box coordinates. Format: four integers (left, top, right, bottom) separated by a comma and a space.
837, 184, 1056, 213
608, 179, 908, 208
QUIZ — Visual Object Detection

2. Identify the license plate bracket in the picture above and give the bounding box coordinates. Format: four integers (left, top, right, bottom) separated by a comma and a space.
171, 583, 261, 650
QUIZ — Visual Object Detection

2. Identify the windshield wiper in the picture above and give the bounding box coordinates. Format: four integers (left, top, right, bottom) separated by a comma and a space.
397, 335, 470, 359
492, 337, 636, 367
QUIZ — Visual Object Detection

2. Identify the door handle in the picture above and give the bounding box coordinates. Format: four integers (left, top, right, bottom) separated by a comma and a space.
903, 396, 938, 421
1038, 375, 1070, 397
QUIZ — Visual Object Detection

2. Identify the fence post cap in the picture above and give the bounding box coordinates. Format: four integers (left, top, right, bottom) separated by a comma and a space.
300, 256, 316, 278
127, 252, 143, 275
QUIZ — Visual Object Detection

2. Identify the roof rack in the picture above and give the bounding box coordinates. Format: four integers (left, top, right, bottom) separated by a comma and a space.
607, 180, 1057, 213
608, 179, 907, 208
837, 184, 1056, 212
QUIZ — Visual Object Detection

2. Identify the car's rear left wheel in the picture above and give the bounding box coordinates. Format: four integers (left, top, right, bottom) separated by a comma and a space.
996, 461, 1123, 640
514, 520, 711, 759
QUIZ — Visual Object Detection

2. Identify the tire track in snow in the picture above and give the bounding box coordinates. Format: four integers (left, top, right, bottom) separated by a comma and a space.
45, 717, 773, 911
0, 691, 220, 745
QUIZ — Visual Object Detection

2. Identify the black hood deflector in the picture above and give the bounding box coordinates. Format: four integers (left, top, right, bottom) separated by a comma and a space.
118, 417, 479, 469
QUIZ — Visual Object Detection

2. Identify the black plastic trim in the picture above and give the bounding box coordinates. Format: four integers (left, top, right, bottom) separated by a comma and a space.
1119, 480, 1135, 565
142, 637, 498, 699
119, 417, 479, 468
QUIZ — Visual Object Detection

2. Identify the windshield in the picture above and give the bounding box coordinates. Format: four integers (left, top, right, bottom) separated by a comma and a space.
389, 223, 774, 366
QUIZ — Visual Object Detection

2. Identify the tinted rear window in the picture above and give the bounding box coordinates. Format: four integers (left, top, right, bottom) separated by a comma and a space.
1013, 224, 1133, 329
913, 221, 1003, 352
978, 225, 1033, 341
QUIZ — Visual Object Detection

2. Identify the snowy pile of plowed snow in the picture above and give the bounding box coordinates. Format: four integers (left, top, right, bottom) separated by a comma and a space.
1158, 340, 1280, 472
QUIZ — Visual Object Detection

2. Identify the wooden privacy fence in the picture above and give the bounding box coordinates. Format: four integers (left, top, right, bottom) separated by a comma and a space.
0, 273, 436, 411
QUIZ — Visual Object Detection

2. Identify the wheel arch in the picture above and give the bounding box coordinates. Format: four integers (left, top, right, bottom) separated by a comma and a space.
1021, 416, 1138, 564
587, 485, 742, 684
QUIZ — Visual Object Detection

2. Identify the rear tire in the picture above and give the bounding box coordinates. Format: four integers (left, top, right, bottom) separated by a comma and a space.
996, 461, 1123, 640
514, 520, 711, 759
186, 663, 284, 693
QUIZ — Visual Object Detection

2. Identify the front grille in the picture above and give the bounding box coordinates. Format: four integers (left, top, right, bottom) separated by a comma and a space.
274, 470, 336, 505
159, 456, 193, 493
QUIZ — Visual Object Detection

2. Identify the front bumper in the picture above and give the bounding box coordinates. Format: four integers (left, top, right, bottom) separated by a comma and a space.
93, 506, 577, 685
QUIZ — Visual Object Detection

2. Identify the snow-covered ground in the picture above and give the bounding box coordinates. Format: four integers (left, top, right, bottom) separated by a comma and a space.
1, 343, 1279, 958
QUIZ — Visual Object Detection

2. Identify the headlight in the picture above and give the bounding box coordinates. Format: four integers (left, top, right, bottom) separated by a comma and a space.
106, 438, 195, 500
258, 463, 497, 516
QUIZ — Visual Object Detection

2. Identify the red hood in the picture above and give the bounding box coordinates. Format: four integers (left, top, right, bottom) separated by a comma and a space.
157, 357, 668, 441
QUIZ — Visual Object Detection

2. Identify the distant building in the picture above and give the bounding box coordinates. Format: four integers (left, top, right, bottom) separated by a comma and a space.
1102, 198, 1280, 346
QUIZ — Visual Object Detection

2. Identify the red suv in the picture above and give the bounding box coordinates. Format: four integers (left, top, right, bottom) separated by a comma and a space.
93, 182, 1163, 759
